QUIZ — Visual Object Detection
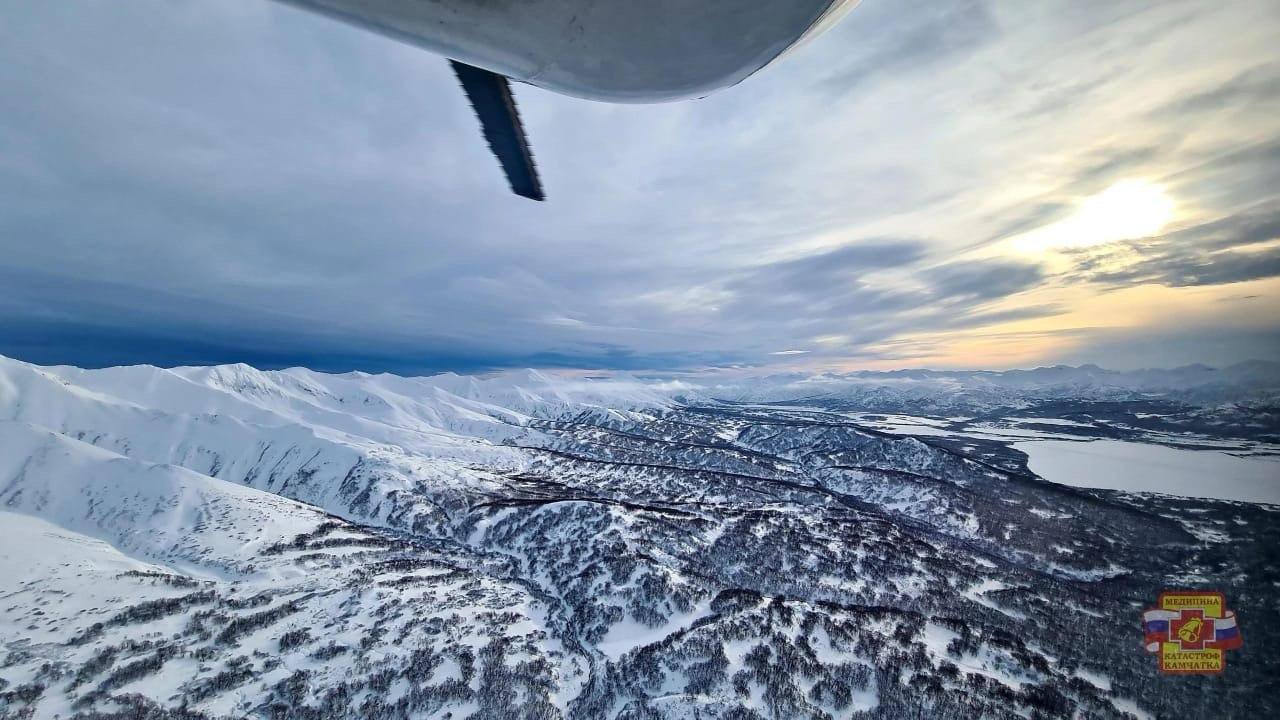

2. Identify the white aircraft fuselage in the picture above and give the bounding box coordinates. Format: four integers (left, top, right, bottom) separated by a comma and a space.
275, 0, 860, 103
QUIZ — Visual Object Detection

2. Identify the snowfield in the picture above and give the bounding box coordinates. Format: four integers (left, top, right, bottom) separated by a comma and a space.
0, 355, 1276, 719
1017, 438, 1280, 504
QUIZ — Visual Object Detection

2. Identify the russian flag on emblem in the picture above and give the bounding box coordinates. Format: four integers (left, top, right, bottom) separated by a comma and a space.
1207, 611, 1243, 650
1142, 609, 1177, 648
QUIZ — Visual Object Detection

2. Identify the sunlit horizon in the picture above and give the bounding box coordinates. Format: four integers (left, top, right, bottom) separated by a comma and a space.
0, 0, 1276, 375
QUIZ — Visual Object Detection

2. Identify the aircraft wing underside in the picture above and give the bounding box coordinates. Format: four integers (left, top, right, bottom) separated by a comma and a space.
450, 61, 545, 202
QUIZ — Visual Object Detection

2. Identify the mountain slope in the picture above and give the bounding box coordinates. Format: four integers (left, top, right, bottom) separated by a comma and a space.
1, 356, 1276, 719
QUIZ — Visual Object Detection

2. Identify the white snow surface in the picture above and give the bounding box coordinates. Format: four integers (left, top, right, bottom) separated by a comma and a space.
0, 421, 324, 579
1017, 439, 1280, 504
0, 354, 599, 718
0, 354, 1272, 719
598, 598, 715, 661
0, 355, 681, 536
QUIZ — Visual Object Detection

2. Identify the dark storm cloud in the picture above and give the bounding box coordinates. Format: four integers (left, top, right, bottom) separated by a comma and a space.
718, 240, 928, 327
1164, 210, 1280, 252
924, 259, 1045, 303
1066, 208, 1280, 288
711, 246, 1051, 356
1081, 246, 1280, 288
0, 1, 676, 371
727, 240, 926, 295
0, 0, 1276, 372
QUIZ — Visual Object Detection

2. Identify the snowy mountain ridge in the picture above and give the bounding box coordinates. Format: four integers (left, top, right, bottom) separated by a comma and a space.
690, 360, 1280, 408
1, 355, 1276, 719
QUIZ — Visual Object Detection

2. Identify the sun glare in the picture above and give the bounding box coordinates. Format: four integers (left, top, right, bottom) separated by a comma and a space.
1014, 180, 1175, 254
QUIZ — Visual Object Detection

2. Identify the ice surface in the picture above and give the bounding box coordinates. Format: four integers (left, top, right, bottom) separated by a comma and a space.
1017, 439, 1280, 503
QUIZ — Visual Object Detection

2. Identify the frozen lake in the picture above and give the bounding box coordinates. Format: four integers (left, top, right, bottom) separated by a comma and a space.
1016, 439, 1280, 504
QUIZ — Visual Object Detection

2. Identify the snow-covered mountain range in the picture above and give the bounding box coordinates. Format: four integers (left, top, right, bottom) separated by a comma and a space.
1, 355, 1276, 719
695, 360, 1280, 414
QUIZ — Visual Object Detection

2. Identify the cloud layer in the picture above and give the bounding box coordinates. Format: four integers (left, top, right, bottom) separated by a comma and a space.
1, 0, 1277, 372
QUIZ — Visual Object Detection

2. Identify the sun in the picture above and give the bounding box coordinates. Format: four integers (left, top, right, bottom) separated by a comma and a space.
1071, 180, 1176, 245
1014, 179, 1176, 254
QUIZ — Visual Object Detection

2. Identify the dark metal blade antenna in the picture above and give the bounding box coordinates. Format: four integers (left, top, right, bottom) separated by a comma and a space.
449, 61, 545, 201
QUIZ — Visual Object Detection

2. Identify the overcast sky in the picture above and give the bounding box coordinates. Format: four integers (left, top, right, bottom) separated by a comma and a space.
1, 0, 1277, 374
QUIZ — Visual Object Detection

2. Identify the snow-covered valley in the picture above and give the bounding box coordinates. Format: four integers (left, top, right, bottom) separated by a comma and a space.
0, 356, 1276, 719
